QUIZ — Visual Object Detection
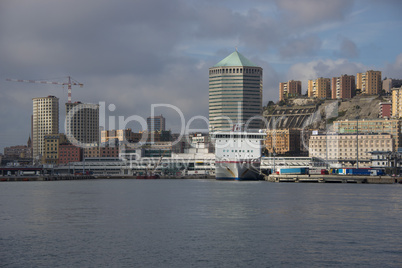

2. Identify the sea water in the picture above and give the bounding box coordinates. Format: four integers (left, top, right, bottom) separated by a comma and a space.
1, 179, 401, 267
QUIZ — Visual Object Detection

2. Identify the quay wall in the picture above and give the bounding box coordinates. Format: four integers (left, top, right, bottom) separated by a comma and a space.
266, 174, 400, 184
0, 175, 95, 182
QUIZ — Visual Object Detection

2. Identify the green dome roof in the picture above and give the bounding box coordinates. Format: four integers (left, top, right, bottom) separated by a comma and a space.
213, 51, 258, 67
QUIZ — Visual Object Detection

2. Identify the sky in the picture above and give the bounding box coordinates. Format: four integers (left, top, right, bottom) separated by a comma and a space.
1, 0, 402, 152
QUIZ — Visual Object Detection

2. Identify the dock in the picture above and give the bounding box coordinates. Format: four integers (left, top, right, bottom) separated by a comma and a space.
265, 174, 400, 184
0, 175, 95, 182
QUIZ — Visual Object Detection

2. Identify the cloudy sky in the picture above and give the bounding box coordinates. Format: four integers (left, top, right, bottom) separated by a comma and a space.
1, 0, 402, 151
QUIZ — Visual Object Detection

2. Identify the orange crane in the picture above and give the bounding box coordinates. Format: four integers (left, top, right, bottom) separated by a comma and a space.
6, 76, 83, 103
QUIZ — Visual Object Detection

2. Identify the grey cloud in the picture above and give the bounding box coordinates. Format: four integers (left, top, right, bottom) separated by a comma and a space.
238, 9, 283, 52
384, 53, 402, 78
0, 0, 195, 77
274, 0, 353, 27
261, 63, 283, 104
336, 38, 359, 59
279, 35, 322, 58
194, 6, 282, 52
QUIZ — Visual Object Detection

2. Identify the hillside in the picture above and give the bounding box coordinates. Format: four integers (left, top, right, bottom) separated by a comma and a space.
264, 95, 391, 130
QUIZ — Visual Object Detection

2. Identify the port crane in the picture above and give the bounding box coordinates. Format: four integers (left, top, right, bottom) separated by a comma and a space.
6, 76, 83, 103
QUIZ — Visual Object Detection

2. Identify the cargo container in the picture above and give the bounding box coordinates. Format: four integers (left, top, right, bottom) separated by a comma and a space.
278, 167, 308, 175
338, 168, 346, 175
309, 169, 328, 175
329, 168, 339, 174
369, 169, 385, 176
330, 168, 385, 176
351, 169, 371, 175
338, 168, 385, 176
337, 168, 363, 175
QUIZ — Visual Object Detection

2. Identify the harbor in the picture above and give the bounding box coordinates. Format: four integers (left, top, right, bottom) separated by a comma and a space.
1, 134, 401, 184
1, 172, 401, 184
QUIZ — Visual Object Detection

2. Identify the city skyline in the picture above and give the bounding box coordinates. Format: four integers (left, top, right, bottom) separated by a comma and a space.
1, 0, 402, 151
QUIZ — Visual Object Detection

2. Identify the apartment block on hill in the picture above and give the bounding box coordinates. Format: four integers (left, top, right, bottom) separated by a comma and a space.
308, 78, 331, 99
383, 78, 402, 93
392, 87, 402, 118
279, 80, 301, 101
331, 74, 355, 99
356, 70, 382, 95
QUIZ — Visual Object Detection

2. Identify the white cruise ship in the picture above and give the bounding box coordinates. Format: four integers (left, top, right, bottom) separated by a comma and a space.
212, 128, 266, 180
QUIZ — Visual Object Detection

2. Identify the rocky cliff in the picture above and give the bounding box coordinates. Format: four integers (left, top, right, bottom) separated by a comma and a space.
264, 95, 391, 131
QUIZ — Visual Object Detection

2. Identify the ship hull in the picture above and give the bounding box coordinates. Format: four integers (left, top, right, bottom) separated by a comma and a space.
215, 160, 261, 181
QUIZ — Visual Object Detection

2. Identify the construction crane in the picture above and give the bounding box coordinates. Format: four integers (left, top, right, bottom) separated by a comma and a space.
6, 76, 83, 103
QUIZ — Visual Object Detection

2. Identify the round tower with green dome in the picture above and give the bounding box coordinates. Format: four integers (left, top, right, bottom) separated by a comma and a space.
209, 51, 263, 131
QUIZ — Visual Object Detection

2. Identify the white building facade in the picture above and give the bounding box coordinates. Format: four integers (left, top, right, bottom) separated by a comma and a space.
309, 133, 393, 164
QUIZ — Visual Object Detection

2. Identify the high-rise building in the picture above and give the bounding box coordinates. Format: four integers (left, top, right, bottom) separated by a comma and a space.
383, 78, 402, 93
32, 96, 59, 161
392, 86, 402, 118
147, 115, 165, 132
331, 74, 356, 99
209, 51, 263, 131
279, 80, 301, 101
43, 133, 67, 164
356, 70, 382, 95
65, 101, 100, 146
308, 78, 331, 99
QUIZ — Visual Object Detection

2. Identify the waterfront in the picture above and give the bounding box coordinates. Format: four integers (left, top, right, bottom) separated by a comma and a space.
1, 179, 402, 267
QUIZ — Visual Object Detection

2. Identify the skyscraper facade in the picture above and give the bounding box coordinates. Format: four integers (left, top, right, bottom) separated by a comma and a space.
209, 51, 263, 131
147, 115, 166, 132
65, 101, 100, 146
32, 96, 59, 160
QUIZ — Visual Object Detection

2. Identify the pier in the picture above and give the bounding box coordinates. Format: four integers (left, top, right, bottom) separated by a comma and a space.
265, 174, 400, 184
0, 174, 95, 182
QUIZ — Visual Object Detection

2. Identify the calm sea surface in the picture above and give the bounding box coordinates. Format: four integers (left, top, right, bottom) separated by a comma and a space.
1, 179, 402, 267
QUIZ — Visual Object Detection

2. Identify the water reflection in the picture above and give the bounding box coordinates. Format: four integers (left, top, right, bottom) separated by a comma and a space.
1, 180, 402, 267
